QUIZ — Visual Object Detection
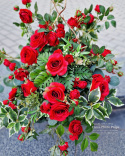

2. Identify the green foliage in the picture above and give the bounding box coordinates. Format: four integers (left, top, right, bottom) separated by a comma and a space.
0, 84, 4, 93
111, 20, 116, 27
93, 68, 104, 77
107, 15, 115, 20
107, 89, 116, 98
88, 87, 101, 103
105, 54, 115, 60
89, 133, 100, 140
81, 138, 88, 151
103, 101, 112, 116
85, 109, 93, 120
75, 133, 84, 146
90, 142, 98, 152
93, 108, 105, 120
37, 52, 51, 66
105, 21, 109, 29
30, 66, 45, 80
92, 44, 99, 54
48, 119, 57, 126
99, 5, 105, 14
106, 62, 113, 72
108, 97, 124, 107
98, 59, 104, 68
34, 2, 38, 15
85, 125, 93, 133
56, 124, 65, 136
9, 109, 17, 122
84, 16, 91, 23
109, 76, 120, 86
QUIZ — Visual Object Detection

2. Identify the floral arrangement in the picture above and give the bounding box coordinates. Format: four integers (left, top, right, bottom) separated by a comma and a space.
0, 0, 124, 155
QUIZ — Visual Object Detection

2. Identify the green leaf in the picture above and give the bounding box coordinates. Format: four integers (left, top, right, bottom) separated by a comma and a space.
90, 142, 98, 152
99, 46, 105, 54
0, 113, 6, 118
90, 32, 98, 40
34, 2, 38, 14
3, 77, 14, 87
109, 76, 120, 86
92, 44, 99, 54
13, 79, 24, 86
103, 101, 112, 116
93, 103, 101, 109
13, 22, 20, 27
56, 124, 65, 136
52, 11, 57, 20
107, 15, 114, 20
88, 87, 101, 103
30, 66, 45, 80
37, 14, 43, 20
98, 59, 104, 68
97, 106, 108, 117
105, 54, 115, 60
79, 96, 88, 106
111, 20, 116, 27
84, 16, 91, 23
99, 15, 104, 20
18, 115, 26, 122
81, 138, 88, 152
1, 107, 7, 114
105, 8, 110, 16
89, 4, 93, 13
105, 21, 109, 29
37, 52, 51, 66
84, 8, 88, 15
107, 89, 117, 98
99, 5, 105, 14
85, 125, 93, 133
3, 116, 9, 127
9, 128, 15, 137
40, 77, 54, 89
7, 122, 15, 128
85, 109, 93, 120
14, 122, 20, 132
93, 69, 104, 77
44, 13, 50, 21
108, 97, 124, 107
93, 108, 105, 120
106, 62, 113, 72
89, 133, 100, 140
38, 28, 48, 32
75, 133, 83, 146
0, 85, 4, 93
48, 119, 57, 126
9, 109, 17, 122
39, 128, 52, 134
39, 20, 46, 25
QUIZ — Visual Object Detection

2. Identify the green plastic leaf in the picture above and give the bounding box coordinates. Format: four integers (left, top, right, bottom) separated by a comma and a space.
48, 119, 57, 126
0, 85, 4, 93
103, 101, 112, 116
18, 115, 26, 122
56, 124, 65, 136
14, 122, 20, 132
107, 15, 114, 20
99, 5, 105, 14
84, 16, 91, 23
111, 20, 116, 27
81, 138, 88, 151
105, 21, 109, 29
106, 62, 113, 72
9, 109, 17, 122
90, 142, 98, 152
93, 108, 105, 120
88, 87, 101, 103
89, 133, 100, 140
109, 76, 120, 86
75, 133, 83, 146
108, 97, 124, 107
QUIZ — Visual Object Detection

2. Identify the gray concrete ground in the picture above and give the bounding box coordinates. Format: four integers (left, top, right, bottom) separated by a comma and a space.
0, 0, 125, 156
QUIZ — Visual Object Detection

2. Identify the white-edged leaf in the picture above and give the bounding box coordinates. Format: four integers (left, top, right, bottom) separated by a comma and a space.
108, 97, 124, 107
89, 87, 101, 103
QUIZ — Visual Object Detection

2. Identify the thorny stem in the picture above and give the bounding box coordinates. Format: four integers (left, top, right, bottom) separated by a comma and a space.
52, 0, 80, 44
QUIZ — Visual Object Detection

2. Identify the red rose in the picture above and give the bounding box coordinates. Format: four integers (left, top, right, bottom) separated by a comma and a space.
53, 49, 63, 55
40, 101, 51, 114
57, 24, 64, 29
73, 81, 78, 88
69, 120, 83, 141
43, 82, 65, 104
9, 63, 16, 71
19, 9, 33, 24
56, 28, 65, 38
21, 127, 31, 133
77, 81, 87, 89
3, 59, 11, 67
22, 0, 31, 5
14, 68, 29, 81
47, 32, 59, 46
90, 74, 109, 101
69, 134, 78, 141
8, 88, 17, 101
58, 142, 69, 151
13, 6, 19, 11
46, 53, 68, 76
49, 102, 69, 121
67, 17, 78, 28
70, 89, 80, 99
88, 14, 94, 24
101, 49, 111, 57
39, 24, 47, 29
104, 75, 111, 83
64, 54, 74, 65
72, 38, 78, 43
95, 5, 100, 13
8, 102, 17, 109
3, 100, 9, 105
8, 75, 14, 80
20, 46, 38, 65
18, 135, 24, 141
30, 30, 48, 52
48, 26, 53, 31
21, 79, 37, 97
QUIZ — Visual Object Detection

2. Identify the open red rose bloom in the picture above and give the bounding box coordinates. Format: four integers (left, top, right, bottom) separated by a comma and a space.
0, 1, 124, 156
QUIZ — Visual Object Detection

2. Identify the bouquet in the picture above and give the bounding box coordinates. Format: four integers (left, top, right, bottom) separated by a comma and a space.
0, 0, 124, 155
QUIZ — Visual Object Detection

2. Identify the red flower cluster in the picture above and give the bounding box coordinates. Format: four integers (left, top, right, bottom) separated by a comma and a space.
69, 120, 83, 141
90, 49, 111, 57
22, 0, 31, 5
73, 77, 87, 89
3, 59, 16, 71
90, 74, 110, 101
70, 89, 80, 99
64, 54, 74, 65
14, 68, 29, 81
58, 142, 69, 151
56, 24, 65, 38
8, 102, 17, 109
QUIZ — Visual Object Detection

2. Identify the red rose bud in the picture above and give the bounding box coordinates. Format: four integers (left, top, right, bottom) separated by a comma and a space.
77, 81, 87, 89
109, 6, 114, 12
3, 59, 11, 67
88, 14, 94, 24
111, 60, 117, 65
95, 5, 100, 13
56, 28, 65, 38
21, 127, 31, 133
48, 26, 53, 31
75, 77, 80, 81
118, 71, 123, 77
40, 101, 51, 114
22, 0, 31, 5
47, 31, 59, 46
64, 54, 74, 65
8, 75, 14, 80
13, 6, 19, 11
76, 10, 82, 17
70, 89, 80, 99
101, 49, 111, 57
14, 68, 29, 81
3, 100, 9, 105
8, 102, 17, 109
72, 38, 78, 43
8, 88, 17, 101
67, 17, 78, 28
9, 63, 16, 71
73, 99, 79, 106
57, 24, 64, 29
58, 142, 69, 151
18, 134, 24, 141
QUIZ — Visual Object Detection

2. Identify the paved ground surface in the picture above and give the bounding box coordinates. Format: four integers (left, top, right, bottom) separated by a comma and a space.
0, 1, 125, 156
